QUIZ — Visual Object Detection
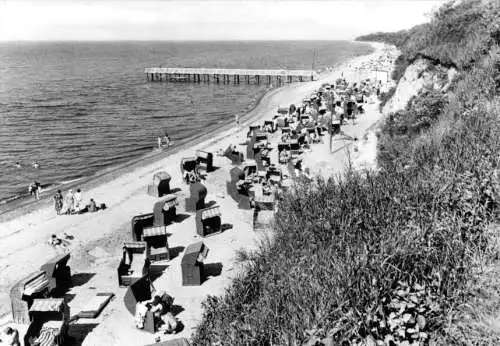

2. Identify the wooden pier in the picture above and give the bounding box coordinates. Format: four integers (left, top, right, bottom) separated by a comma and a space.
144, 67, 318, 84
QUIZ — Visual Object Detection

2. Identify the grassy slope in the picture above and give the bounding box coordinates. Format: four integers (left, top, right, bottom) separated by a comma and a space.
193, 1, 500, 344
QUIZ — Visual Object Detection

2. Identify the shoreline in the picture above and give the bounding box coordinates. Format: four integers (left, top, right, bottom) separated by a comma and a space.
0, 44, 373, 221
0, 42, 390, 341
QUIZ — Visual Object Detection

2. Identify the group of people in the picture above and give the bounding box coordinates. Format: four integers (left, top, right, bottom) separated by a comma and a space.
53, 188, 103, 215
157, 132, 172, 150
135, 291, 179, 335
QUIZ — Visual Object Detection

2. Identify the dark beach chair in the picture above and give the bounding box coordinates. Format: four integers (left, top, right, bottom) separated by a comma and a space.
185, 182, 207, 212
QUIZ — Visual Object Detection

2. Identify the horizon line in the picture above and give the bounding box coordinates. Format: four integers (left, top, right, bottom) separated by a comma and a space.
0, 38, 363, 43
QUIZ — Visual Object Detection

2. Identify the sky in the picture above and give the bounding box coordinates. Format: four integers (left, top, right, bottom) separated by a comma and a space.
0, 0, 446, 41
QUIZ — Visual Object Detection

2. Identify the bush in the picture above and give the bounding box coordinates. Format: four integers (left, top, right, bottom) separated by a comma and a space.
193, 1, 500, 344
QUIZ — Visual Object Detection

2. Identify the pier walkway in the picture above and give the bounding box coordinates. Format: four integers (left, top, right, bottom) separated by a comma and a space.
144, 67, 318, 84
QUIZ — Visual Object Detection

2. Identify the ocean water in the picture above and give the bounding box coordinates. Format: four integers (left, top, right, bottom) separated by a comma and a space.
0, 41, 372, 204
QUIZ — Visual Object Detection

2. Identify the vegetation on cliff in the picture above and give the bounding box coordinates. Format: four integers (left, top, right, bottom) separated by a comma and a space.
193, 1, 500, 344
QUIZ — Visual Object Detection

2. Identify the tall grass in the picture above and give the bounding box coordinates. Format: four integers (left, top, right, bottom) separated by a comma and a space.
193, 1, 500, 344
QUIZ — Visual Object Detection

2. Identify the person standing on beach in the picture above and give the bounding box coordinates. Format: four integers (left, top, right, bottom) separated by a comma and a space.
53, 190, 63, 215
73, 188, 82, 212
235, 114, 240, 127
28, 181, 40, 200
157, 136, 162, 150
65, 189, 74, 214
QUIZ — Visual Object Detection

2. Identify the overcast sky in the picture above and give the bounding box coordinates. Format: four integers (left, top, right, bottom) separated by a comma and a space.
0, 0, 445, 41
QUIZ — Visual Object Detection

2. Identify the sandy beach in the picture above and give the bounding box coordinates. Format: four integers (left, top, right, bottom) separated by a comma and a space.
0, 42, 397, 345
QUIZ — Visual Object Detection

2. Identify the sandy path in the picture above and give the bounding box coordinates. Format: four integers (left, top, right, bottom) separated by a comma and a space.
0, 42, 393, 345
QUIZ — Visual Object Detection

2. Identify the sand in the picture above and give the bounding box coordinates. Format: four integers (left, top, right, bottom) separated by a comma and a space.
0, 42, 398, 346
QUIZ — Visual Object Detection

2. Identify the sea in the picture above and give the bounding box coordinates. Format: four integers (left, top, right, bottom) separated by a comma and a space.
0, 41, 373, 205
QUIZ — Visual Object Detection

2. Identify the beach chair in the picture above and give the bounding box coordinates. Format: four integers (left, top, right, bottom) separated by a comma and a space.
255, 151, 266, 171
131, 213, 155, 241
185, 182, 207, 212
11, 271, 51, 324
152, 195, 178, 227
117, 242, 151, 287
24, 298, 69, 346
263, 120, 275, 133
267, 166, 282, 185
195, 206, 222, 237
180, 157, 201, 184
147, 172, 171, 197
289, 140, 301, 157
253, 194, 275, 232
40, 254, 71, 296
246, 133, 258, 160
226, 167, 251, 210
195, 150, 213, 173
278, 143, 291, 164
123, 277, 155, 333
181, 242, 209, 286
246, 125, 261, 138
243, 161, 257, 179
143, 226, 170, 262
223, 145, 244, 165
255, 132, 268, 143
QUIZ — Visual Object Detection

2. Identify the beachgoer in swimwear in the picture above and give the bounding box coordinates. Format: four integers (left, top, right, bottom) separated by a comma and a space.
32, 160, 39, 169
14, 162, 21, 169
54, 190, 63, 215
157, 136, 162, 149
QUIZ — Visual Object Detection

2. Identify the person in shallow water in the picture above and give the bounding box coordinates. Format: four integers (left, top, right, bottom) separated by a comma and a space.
32, 160, 39, 169
14, 162, 21, 169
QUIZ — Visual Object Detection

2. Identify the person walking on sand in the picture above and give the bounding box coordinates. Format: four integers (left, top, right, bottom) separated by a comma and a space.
53, 190, 63, 215
157, 136, 162, 150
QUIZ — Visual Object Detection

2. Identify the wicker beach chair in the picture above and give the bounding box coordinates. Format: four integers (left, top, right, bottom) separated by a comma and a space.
195, 150, 214, 173
223, 145, 244, 165
195, 206, 222, 237
181, 242, 209, 286
24, 298, 69, 346
117, 242, 151, 287
253, 194, 276, 232
147, 172, 171, 197
11, 271, 50, 324
40, 254, 71, 296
